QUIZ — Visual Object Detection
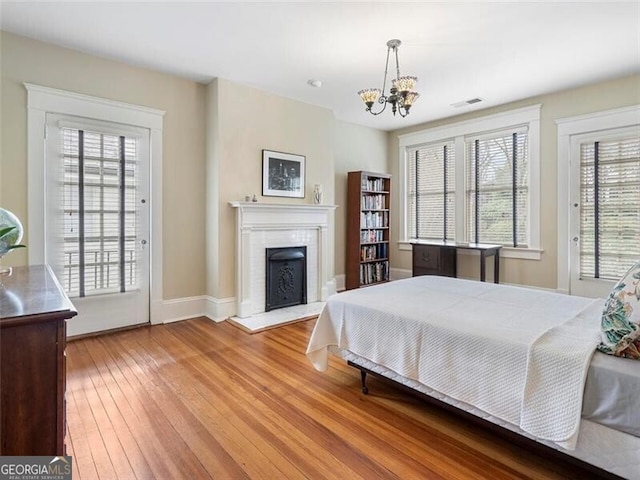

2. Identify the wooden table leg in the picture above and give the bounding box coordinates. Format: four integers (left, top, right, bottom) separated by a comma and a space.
480, 252, 486, 282
494, 251, 500, 284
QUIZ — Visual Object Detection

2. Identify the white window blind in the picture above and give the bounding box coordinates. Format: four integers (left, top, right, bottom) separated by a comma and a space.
579, 136, 640, 280
407, 141, 456, 240
61, 127, 140, 297
466, 129, 528, 246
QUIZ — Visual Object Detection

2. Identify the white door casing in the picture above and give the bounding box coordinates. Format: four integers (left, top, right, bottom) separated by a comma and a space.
557, 105, 640, 297
26, 84, 165, 333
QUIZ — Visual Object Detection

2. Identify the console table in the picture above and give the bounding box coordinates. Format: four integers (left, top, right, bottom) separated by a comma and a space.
411, 241, 502, 283
0, 265, 77, 455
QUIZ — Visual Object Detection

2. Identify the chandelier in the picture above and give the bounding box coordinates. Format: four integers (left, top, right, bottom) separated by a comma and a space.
358, 39, 419, 117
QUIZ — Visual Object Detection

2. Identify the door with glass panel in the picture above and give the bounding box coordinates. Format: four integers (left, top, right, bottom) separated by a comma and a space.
569, 127, 640, 297
45, 115, 150, 336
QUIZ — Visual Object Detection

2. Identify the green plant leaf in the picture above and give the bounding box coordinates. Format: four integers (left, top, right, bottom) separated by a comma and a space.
0, 225, 16, 239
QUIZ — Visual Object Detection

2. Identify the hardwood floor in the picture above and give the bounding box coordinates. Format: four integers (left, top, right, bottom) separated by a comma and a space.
66, 317, 607, 480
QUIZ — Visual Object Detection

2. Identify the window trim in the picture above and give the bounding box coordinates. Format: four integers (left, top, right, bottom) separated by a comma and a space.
398, 104, 541, 260
556, 105, 640, 294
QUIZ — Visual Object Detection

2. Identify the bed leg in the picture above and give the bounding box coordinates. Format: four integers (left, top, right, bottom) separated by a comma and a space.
360, 370, 369, 394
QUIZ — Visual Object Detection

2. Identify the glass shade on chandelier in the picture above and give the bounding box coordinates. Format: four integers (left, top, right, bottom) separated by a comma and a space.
392, 76, 417, 94
357, 39, 420, 118
357, 88, 381, 109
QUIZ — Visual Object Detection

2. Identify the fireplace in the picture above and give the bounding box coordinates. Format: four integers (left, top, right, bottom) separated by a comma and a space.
229, 202, 337, 318
265, 246, 307, 311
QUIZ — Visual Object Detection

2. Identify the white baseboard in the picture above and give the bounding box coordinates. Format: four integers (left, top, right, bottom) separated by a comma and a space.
205, 296, 236, 321
153, 277, 359, 325
390, 268, 412, 281
153, 295, 236, 324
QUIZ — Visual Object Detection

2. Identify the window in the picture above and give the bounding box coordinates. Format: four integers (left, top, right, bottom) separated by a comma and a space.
399, 105, 541, 259
60, 126, 140, 297
407, 141, 455, 240
466, 130, 528, 246
578, 136, 640, 280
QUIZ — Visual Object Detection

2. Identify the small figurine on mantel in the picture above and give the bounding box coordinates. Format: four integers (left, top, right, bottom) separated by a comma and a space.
313, 184, 323, 204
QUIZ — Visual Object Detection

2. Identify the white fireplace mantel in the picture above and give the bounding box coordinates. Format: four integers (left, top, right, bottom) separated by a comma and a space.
229, 202, 337, 318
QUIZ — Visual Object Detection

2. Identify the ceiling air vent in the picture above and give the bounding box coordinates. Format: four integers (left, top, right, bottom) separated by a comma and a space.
451, 98, 483, 108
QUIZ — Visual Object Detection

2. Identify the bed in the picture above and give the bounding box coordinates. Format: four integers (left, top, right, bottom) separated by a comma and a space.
306, 276, 640, 479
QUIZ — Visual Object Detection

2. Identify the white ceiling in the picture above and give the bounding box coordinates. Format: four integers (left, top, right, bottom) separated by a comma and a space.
1, 1, 639, 131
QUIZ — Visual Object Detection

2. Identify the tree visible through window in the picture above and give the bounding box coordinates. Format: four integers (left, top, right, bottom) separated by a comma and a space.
401, 106, 541, 256
466, 131, 528, 246
406, 129, 528, 247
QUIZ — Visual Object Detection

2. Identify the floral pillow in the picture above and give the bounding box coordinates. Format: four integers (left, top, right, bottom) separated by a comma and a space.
597, 260, 640, 359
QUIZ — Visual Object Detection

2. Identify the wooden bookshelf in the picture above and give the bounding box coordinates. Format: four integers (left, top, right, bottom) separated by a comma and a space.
346, 171, 391, 290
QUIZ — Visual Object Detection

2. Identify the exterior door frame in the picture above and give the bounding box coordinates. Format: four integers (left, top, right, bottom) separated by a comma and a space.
26, 83, 165, 325
556, 104, 640, 295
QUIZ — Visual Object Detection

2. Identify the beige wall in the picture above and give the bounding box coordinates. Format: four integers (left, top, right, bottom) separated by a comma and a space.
205, 78, 336, 300
5, 29, 635, 303
0, 31, 373, 307
333, 120, 388, 277
0, 31, 207, 300
388, 74, 640, 289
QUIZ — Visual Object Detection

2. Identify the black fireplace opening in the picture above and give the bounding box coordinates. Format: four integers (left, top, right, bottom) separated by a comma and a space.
265, 246, 307, 312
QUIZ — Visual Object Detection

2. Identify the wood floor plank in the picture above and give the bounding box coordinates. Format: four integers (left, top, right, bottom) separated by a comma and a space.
78, 338, 166, 480
117, 323, 299, 480
66, 342, 120, 479
94, 335, 217, 480
65, 317, 613, 480
154, 323, 353, 480
213, 343, 504, 479
194, 327, 526, 479
66, 384, 100, 479
120, 333, 281, 480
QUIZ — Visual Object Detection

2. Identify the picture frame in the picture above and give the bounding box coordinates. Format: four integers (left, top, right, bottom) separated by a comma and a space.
262, 149, 305, 198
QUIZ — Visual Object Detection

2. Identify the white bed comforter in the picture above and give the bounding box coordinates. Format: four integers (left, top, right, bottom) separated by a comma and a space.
306, 276, 603, 449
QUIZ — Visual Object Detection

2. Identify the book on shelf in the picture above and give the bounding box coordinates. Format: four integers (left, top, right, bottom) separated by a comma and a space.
360, 194, 386, 210
358, 260, 389, 285
360, 243, 388, 261
360, 211, 389, 228
361, 177, 386, 192
361, 229, 385, 243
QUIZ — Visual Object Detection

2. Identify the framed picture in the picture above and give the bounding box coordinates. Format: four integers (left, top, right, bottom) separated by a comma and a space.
262, 149, 305, 198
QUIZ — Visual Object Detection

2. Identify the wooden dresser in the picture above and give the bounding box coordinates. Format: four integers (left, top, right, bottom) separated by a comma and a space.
0, 265, 77, 455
